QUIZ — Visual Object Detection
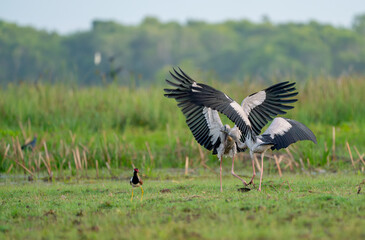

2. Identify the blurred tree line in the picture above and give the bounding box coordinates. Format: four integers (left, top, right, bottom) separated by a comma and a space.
0, 14, 365, 85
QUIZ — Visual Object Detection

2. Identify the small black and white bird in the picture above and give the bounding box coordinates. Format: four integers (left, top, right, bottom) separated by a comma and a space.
164, 68, 316, 192
130, 168, 143, 201
21, 136, 37, 151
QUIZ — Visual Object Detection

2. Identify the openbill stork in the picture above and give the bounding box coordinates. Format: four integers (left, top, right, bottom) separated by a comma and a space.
130, 168, 144, 201
164, 68, 316, 192
240, 117, 317, 191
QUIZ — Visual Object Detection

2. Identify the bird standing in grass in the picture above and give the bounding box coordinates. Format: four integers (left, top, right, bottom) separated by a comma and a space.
130, 168, 143, 201
164, 68, 316, 192
21, 135, 37, 151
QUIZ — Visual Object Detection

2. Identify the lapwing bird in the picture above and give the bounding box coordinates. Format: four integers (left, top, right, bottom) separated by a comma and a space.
21, 136, 37, 151
130, 168, 143, 201
164, 67, 316, 192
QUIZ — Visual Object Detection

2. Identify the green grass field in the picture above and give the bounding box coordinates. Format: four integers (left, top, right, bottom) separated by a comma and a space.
1, 173, 365, 240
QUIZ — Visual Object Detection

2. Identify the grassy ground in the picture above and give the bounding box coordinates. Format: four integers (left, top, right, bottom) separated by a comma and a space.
1, 172, 365, 240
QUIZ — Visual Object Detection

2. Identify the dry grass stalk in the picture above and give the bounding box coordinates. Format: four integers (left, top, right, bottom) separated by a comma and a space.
36, 153, 42, 172
16, 137, 25, 165
72, 149, 80, 177
40, 154, 52, 179
18, 121, 26, 140
145, 141, 154, 167
346, 142, 355, 169
105, 162, 113, 177
175, 137, 182, 161
274, 155, 282, 177
299, 158, 306, 170
185, 156, 189, 176
96, 160, 99, 178
11, 155, 34, 176
69, 130, 76, 146
6, 164, 13, 174
306, 158, 311, 169
13, 137, 28, 175
197, 145, 216, 174
332, 126, 336, 162
82, 150, 88, 176
3, 144, 10, 159
354, 146, 365, 167
285, 148, 299, 168
103, 131, 111, 165
43, 142, 52, 169
76, 147, 82, 170
197, 145, 205, 165
68, 161, 72, 176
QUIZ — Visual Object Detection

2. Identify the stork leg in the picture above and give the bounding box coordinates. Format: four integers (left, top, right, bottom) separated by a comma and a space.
131, 188, 134, 201
248, 155, 256, 185
220, 156, 223, 192
258, 152, 265, 192
231, 155, 248, 185
140, 186, 144, 201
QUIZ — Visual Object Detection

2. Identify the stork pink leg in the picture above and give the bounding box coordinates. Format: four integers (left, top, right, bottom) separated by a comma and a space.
258, 153, 265, 192
231, 156, 248, 185
220, 156, 223, 192
249, 156, 256, 185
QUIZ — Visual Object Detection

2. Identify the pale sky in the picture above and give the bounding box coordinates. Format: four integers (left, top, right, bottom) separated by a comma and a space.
1, 0, 364, 34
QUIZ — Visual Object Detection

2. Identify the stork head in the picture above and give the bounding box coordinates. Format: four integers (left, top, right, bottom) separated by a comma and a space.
133, 168, 139, 173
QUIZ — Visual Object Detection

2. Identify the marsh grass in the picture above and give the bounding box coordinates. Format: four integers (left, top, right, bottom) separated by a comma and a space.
0, 173, 365, 239
0, 76, 364, 176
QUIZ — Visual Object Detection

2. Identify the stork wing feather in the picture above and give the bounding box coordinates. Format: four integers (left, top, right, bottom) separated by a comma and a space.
241, 82, 298, 136
261, 117, 317, 151
164, 70, 223, 153
164, 68, 252, 137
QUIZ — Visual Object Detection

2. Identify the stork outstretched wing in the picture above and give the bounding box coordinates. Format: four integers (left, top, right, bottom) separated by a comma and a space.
240, 82, 298, 136
260, 117, 317, 150
164, 68, 252, 137
164, 70, 223, 153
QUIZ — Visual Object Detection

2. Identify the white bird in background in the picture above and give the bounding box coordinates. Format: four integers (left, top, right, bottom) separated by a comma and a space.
164, 68, 317, 192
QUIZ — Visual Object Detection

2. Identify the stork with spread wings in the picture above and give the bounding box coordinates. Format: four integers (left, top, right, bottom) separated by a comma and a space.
164, 68, 316, 192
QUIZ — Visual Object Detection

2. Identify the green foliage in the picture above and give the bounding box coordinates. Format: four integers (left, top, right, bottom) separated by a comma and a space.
0, 76, 364, 174
1, 15, 365, 84
0, 174, 364, 239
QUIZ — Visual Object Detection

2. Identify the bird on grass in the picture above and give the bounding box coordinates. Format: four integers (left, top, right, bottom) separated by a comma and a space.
21, 136, 37, 151
164, 67, 316, 192
130, 168, 143, 201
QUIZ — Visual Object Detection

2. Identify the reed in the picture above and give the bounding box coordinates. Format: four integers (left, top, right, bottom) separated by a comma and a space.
0, 75, 364, 175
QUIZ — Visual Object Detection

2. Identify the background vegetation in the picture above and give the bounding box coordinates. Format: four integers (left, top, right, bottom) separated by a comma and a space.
1, 14, 365, 177
1, 14, 365, 85
0, 75, 364, 177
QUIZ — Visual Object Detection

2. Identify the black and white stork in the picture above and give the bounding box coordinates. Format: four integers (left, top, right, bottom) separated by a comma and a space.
130, 168, 143, 201
164, 68, 316, 192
